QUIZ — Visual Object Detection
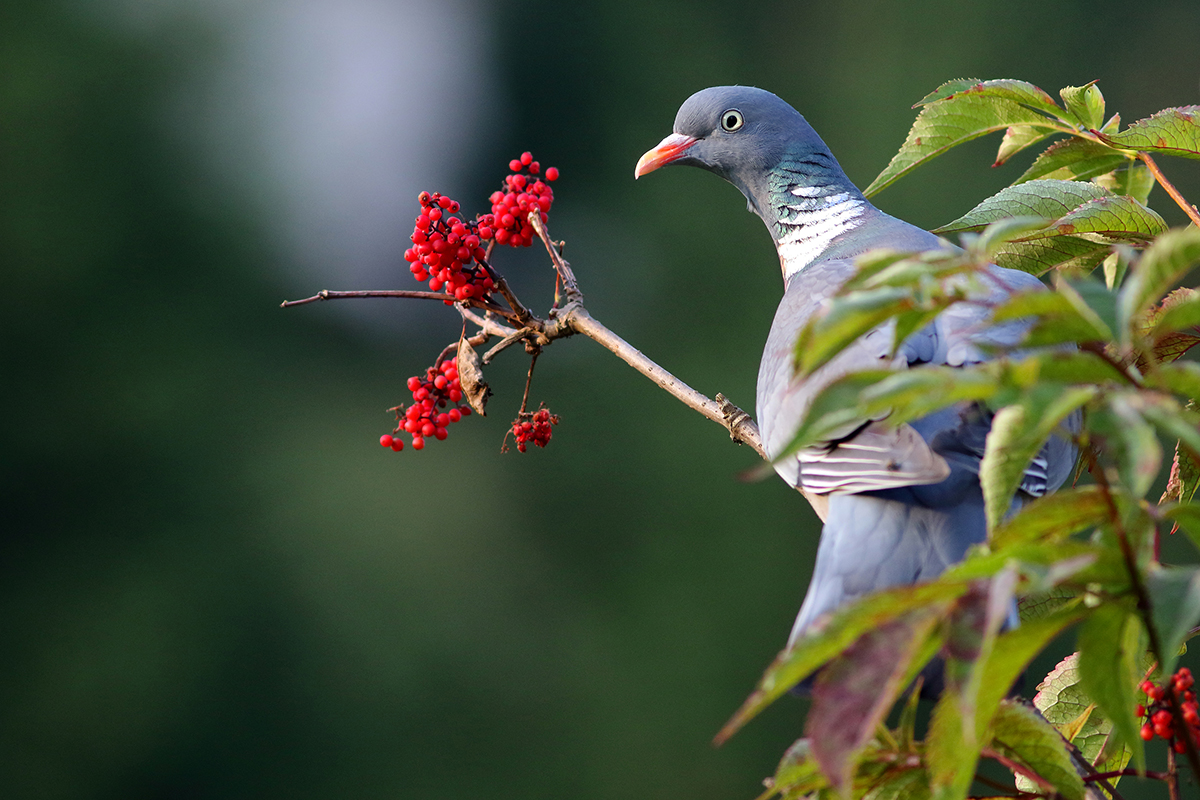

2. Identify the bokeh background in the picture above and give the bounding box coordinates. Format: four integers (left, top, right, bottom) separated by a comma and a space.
5, 1, 1200, 797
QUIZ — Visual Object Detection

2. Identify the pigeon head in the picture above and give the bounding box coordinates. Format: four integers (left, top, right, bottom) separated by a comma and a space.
635, 86, 857, 226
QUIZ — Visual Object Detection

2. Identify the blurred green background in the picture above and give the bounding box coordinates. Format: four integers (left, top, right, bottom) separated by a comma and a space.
4, 1, 1200, 797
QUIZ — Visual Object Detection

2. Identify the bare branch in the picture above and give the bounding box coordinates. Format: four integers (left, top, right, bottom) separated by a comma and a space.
281, 288, 508, 315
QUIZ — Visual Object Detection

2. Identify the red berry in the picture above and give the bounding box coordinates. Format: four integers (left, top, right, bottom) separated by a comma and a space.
520, 151, 532, 165
380, 434, 394, 448
529, 161, 540, 174
448, 409, 461, 422
459, 407, 471, 416
390, 438, 404, 451
412, 436, 425, 450
509, 159, 522, 171
1141, 723, 1155, 741
545, 167, 559, 181
435, 426, 448, 441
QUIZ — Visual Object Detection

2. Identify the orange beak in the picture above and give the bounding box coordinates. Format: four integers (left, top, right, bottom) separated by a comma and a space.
634, 133, 699, 178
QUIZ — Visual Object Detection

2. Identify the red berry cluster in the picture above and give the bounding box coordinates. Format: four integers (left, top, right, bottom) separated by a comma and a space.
509, 406, 559, 452
1138, 668, 1199, 753
483, 152, 559, 248
403, 192, 494, 303
380, 360, 473, 452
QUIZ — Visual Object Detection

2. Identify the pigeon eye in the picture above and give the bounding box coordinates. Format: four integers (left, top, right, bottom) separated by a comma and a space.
721, 109, 744, 132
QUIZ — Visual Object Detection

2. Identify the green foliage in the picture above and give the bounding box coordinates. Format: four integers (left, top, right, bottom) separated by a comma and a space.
740, 77, 1200, 798
1034, 653, 1133, 788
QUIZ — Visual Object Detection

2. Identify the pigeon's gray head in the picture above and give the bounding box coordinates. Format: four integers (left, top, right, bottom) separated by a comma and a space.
636, 86, 856, 226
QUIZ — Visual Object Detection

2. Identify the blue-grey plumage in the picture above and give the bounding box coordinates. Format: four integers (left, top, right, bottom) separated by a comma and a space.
637, 86, 1078, 650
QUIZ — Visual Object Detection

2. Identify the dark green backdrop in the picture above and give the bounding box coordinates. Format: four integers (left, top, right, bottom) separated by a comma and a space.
4, 1, 1199, 797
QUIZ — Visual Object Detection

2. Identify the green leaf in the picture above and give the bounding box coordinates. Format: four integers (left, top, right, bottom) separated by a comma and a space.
991, 284, 1114, 348
1077, 604, 1146, 771
1149, 287, 1200, 340
991, 485, 1108, 549
1096, 106, 1200, 159
990, 235, 1111, 276
807, 610, 942, 795
1145, 565, 1200, 677
1034, 652, 1132, 789
714, 581, 966, 745
980, 605, 1087, 723
980, 384, 1096, 531
1014, 137, 1128, 185
866, 94, 1058, 196
1016, 194, 1166, 243
770, 738, 828, 798
1093, 162, 1155, 205
1148, 360, 1200, 400
927, 573, 1020, 800
774, 370, 892, 456
1093, 393, 1163, 498
1029, 350, 1129, 385
995, 124, 1060, 166
933, 180, 1112, 235
1163, 499, 1200, 552
794, 285, 913, 377
1060, 83, 1106, 130
913, 78, 1065, 117
860, 768, 931, 800
1117, 227, 1200, 343
990, 700, 1086, 800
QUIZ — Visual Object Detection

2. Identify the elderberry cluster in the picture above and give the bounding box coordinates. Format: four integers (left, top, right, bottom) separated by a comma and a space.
510, 407, 558, 452
404, 192, 494, 303
380, 360, 472, 452
483, 152, 558, 247
1138, 668, 1199, 753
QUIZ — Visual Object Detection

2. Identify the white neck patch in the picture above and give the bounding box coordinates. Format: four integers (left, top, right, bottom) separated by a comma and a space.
776, 194, 865, 282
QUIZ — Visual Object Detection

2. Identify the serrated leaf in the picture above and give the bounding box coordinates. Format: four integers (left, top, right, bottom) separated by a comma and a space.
1017, 195, 1166, 243
1146, 566, 1200, 678
914, 78, 1065, 117
715, 581, 966, 745
807, 610, 942, 795
995, 124, 1059, 166
1077, 604, 1146, 770
866, 95, 1056, 196
991, 485, 1108, 549
1060, 83, 1106, 130
1093, 162, 1155, 205
1014, 137, 1128, 185
980, 385, 1096, 531
1118, 227, 1200, 340
1034, 652, 1132, 785
933, 180, 1113, 235
991, 235, 1111, 276
1149, 287, 1200, 339
1096, 106, 1200, 159
990, 700, 1086, 800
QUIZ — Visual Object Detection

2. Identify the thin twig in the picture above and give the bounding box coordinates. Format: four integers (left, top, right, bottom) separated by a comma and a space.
458, 306, 518, 339
1063, 736, 1130, 800
528, 211, 582, 300
519, 353, 538, 415
483, 327, 535, 365
280, 288, 509, 314
1166, 747, 1179, 800
1140, 152, 1200, 228
1083, 768, 1168, 783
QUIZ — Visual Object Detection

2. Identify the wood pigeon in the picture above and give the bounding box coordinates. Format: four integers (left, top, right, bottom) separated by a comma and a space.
636, 86, 1076, 648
